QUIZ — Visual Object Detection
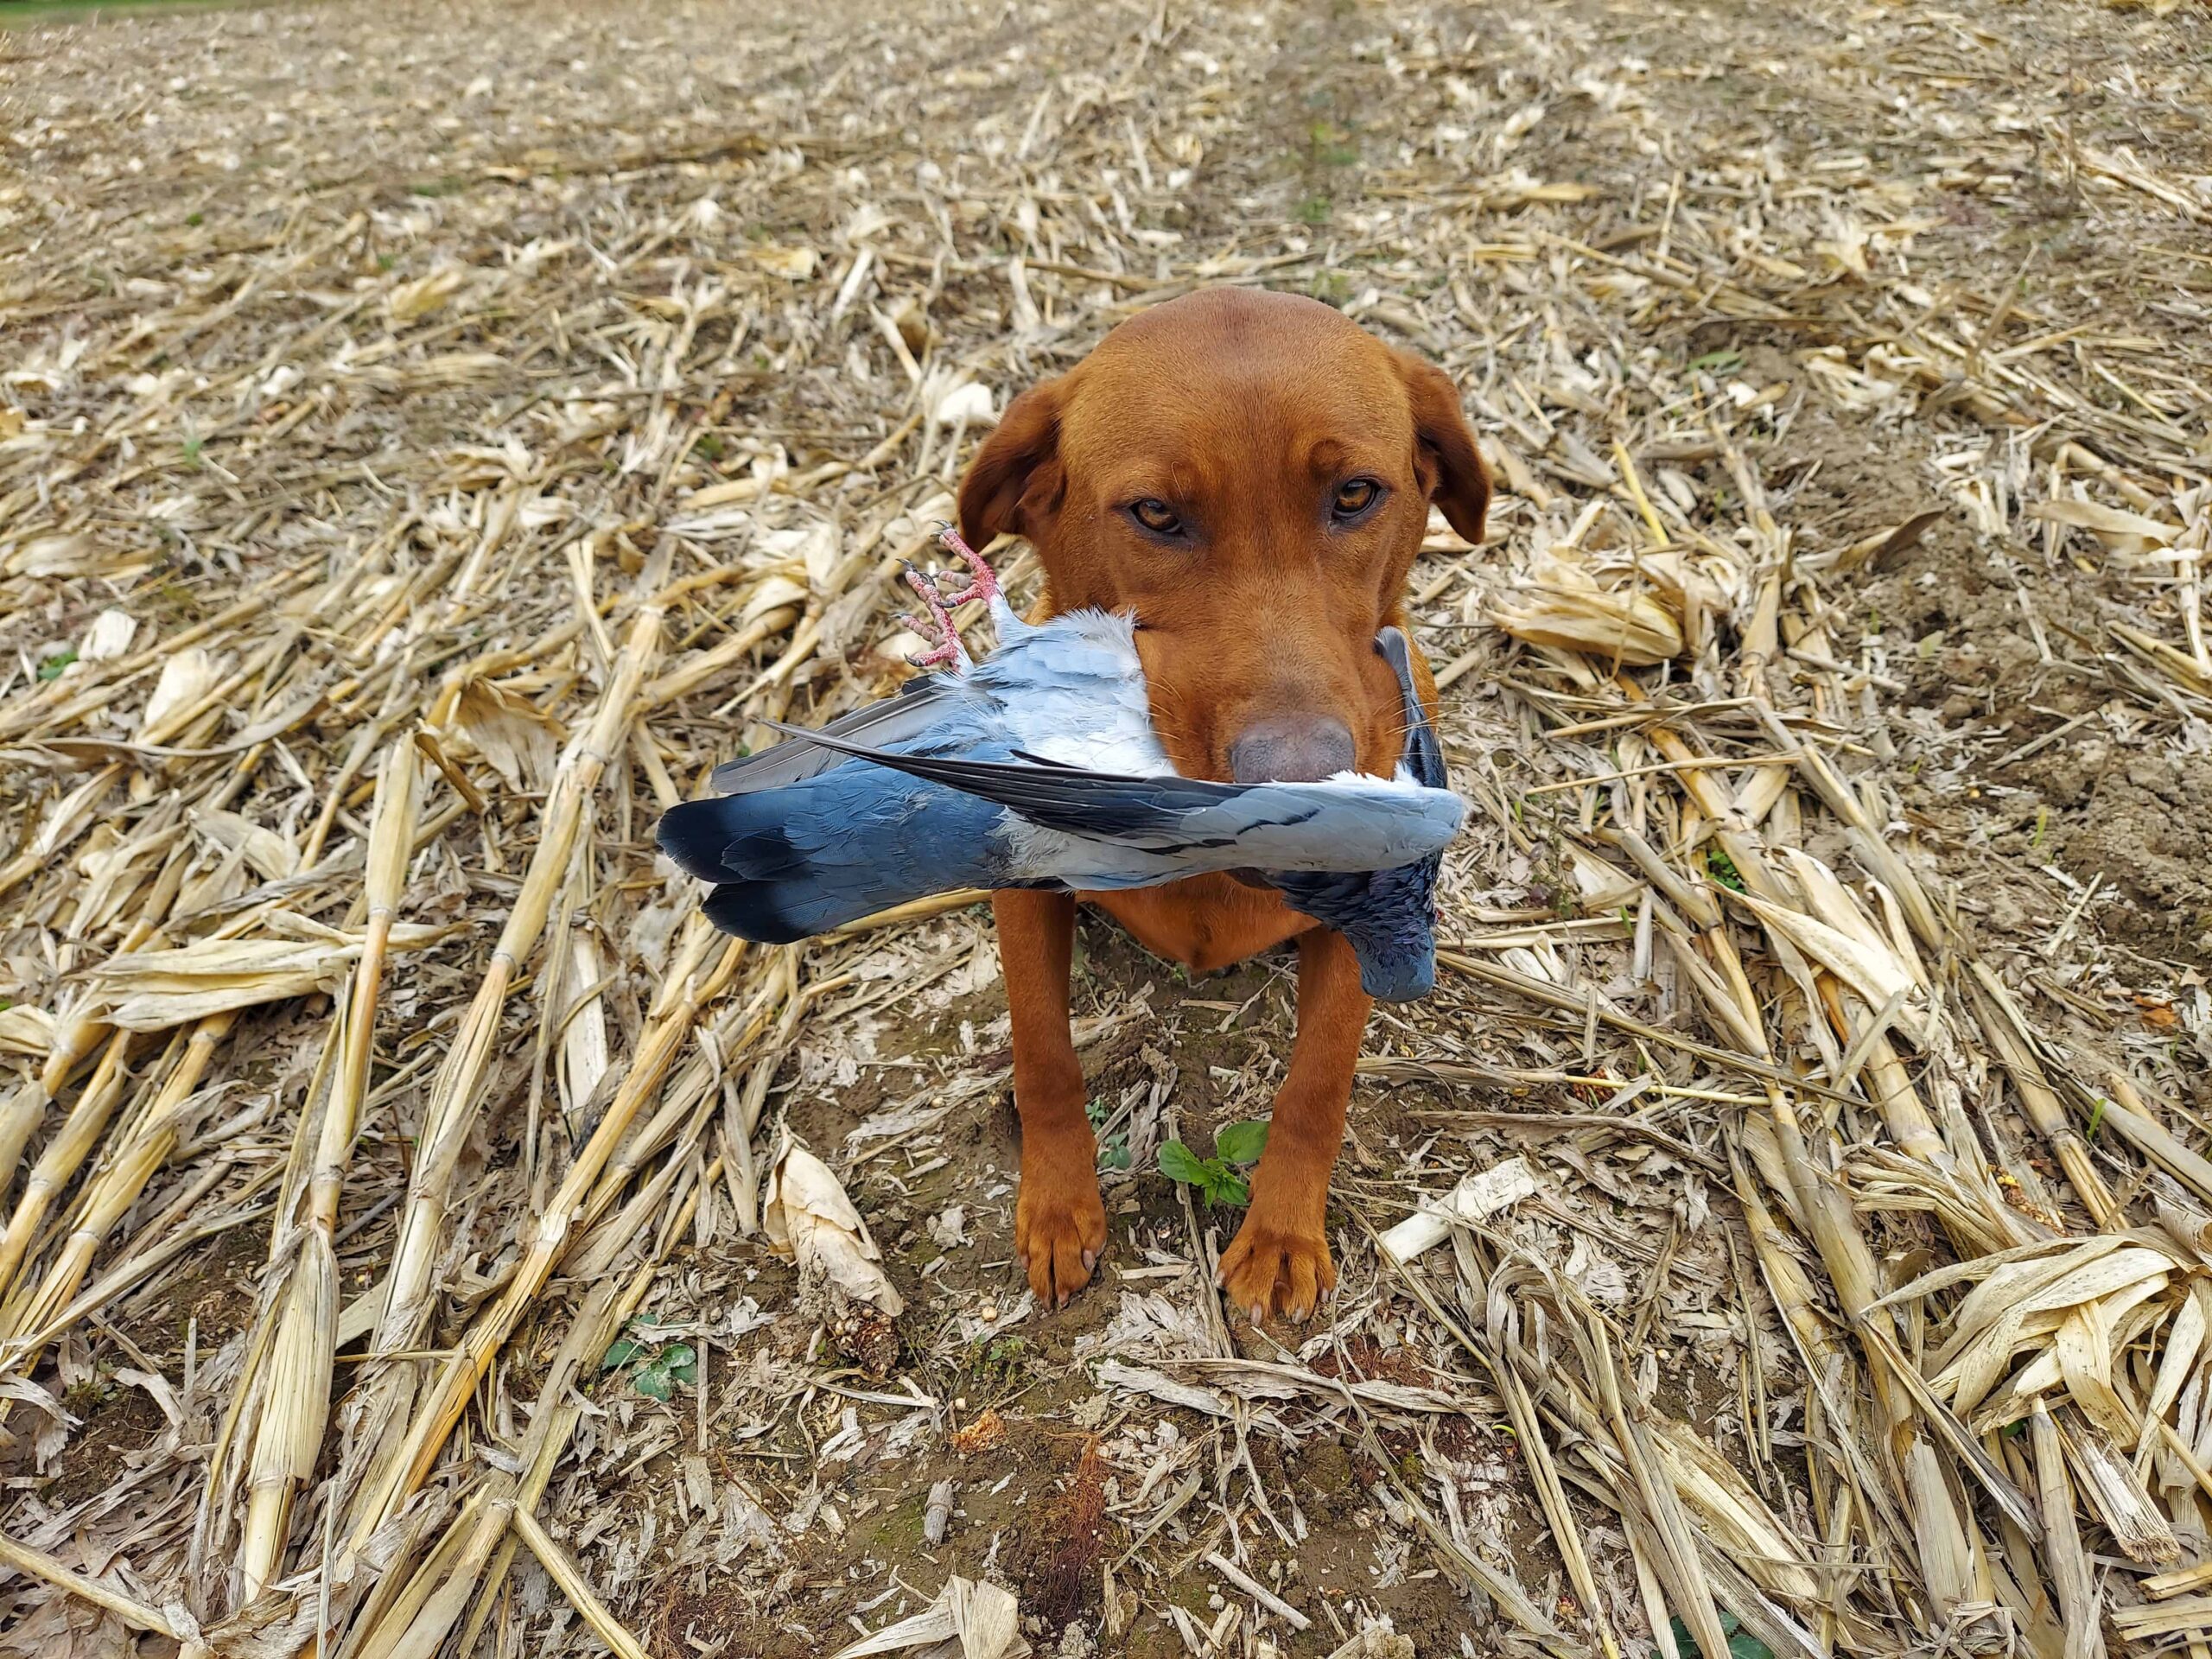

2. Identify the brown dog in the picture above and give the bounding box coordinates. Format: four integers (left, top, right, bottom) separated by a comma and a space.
957, 286, 1490, 1320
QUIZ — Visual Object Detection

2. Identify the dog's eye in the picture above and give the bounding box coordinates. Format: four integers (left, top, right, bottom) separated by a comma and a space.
1128, 499, 1183, 537
1332, 478, 1383, 520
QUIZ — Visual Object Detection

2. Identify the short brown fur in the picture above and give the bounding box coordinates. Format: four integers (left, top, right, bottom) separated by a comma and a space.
957, 287, 1488, 1319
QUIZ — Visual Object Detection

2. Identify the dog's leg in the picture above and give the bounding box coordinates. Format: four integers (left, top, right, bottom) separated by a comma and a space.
994, 889, 1107, 1306
1217, 926, 1368, 1320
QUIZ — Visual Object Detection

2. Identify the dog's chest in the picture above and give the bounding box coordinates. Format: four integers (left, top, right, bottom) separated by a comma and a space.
1077, 876, 1313, 975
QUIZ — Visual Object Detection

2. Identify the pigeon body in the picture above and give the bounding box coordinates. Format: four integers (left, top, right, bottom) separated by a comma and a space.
657, 566, 1462, 997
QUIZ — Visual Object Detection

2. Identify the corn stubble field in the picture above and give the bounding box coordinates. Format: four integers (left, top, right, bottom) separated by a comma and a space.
3, 0, 2212, 1655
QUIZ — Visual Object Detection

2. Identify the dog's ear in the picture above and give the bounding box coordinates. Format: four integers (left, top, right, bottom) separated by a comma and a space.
1396, 355, 1491, 546
958, 377, 1067, 548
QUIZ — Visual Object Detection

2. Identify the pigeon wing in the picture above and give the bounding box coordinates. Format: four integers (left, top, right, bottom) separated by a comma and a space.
710, 675, 960, 793
753, 719, 1236, 836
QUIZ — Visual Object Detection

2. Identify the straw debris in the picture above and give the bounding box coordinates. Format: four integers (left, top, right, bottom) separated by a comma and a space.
3, 0, 2210, 1655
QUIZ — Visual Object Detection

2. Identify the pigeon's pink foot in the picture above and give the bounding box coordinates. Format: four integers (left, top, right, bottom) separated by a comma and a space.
899, 562, 971, 671
933, 523, 1001, 608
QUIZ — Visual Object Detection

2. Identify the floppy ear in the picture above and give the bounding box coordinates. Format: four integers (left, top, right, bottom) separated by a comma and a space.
1396, 355, 1491, 546
957, 377, 1067, 548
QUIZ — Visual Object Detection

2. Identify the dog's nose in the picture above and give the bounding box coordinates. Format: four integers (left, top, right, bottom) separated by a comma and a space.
1229, 715, 1356, 784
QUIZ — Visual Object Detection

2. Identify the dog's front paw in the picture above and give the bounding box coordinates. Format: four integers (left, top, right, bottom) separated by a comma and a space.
1015, 1152, 1107, 1309
1217, 1211, 1337, 1322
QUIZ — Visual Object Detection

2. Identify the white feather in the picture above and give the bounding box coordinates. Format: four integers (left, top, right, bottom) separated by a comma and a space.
987, 607, 1171, 775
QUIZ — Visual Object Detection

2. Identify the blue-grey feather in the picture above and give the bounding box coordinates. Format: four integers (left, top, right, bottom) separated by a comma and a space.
660, 771, 1014, 940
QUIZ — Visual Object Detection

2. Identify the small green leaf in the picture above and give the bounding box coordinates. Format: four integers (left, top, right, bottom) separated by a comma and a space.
1688, 348, 1744, 373
1214, 1120, 1269, 1166
2086, 1097, 2107, 1139
36, 650, 76, 682
632, 1363, 676, 1402
1706, 848, 1745, 893
663, 1344, 697, 1386
1159, 1141, 1208, 1185
1202, 1164, 1251, 1208
601, 1338, 641, 1370
1665, 1611, 1770, 1659
1100, 1137, 1133, 1172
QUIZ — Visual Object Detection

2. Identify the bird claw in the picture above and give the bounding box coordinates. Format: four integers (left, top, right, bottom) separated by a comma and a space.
895, 529, 1000, 671
932, 522, 1001, 609
906, 636, 967, 671
899, 562, 970, 671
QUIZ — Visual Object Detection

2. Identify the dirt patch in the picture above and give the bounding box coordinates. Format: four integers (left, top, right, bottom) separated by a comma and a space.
29, 1221, 263, 1509
1845, 512, 2212, 974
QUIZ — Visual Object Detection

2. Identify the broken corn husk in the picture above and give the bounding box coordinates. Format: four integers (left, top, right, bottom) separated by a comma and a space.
1489, 554, 1684, 665
762, 1141, 906, 1317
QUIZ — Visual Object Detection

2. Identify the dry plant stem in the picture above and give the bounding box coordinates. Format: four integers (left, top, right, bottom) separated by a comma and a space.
1967, 963, 2117, 1226
1751, 704, 1945, 952
238, 740, 418, 1599
0, 1077, 64, 1191
0, 764, 120, 902
343, 590, 663, 1526
0, 562, 321, 747
449, 1279, 634, 1656
2032, 1402, 2106, 1659
640, 604, 798, 708
0, 1010, 234, 1368
349, 1487, 491, 1659
1379, 1236, 1626, 1659
509, 1507, 651, 1659
0, 1027, 133, 1305
2097, 1072, 2212, 1205
1731, 1154, 1916, 1567
34, 1197, 274, 1373
1844, 1027, 1948, 1171
374, 926, 743, 1516
0, 1531, 205, 1656
354, 1338, 597, 1659
1726, 949, 1993, 1624
1610, 675, 1784, 901
362, 1166, 713, 1659
1494, 1349, 1622, 1659
0, 983, 128, 1192
1586, 1312, 1732, 1659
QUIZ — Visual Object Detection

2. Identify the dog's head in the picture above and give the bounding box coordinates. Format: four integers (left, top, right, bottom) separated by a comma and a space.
957, 287, 1488, 783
